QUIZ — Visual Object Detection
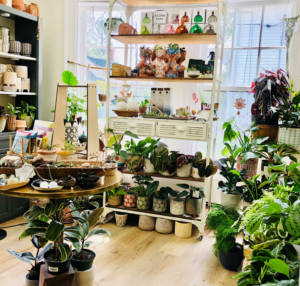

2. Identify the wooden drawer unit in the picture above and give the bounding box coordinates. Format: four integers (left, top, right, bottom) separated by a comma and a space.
110, 117, 156, 137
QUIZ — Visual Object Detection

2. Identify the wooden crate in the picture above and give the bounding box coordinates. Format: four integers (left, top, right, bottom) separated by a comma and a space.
251, 124, 279, 142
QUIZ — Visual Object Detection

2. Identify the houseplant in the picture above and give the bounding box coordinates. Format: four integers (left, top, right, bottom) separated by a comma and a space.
167, 187, 189, 216
97, 80, 107, 104
104, 17, 124, 32
37, 143, 59, 156
143, 138, 160, 173
146, 185, 171, 213
176, 154, 193, 177
17, 100, 36, 129
105, 128, 139, 167
8, 236, 52, 286
150, 148, 178, 176
192, 152, 218, 179
56, 139, 76, 156
0, 106, 7, 132
7, 102, 20, 131
107, 187, 127, 206
207, 204, 243, 271
139, 99, 150, 114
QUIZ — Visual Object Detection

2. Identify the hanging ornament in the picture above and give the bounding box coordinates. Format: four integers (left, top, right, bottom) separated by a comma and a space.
120, 84, 132, 98
233, 98, 246, 115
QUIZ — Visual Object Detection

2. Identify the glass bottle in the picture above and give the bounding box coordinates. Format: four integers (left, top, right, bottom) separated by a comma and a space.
173, 15, 179, 24
194, 11, 203, 23
155, 24, 162, 34
208, 11, 217, 24
176, 24, 188, 34
203, 24, 215, 34
181, 12, 190, 23
142, 13, 151, 24
163, 22, 175, 34
140, 23, 150, 34
190, 24, 203, 34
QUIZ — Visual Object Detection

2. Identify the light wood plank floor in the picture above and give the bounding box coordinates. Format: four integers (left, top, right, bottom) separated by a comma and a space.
0, 215, 241, 286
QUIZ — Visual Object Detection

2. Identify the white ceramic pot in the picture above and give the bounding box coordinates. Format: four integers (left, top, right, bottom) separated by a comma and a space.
21, 78, 30, 92
25, 274, 38, 286
188, 70, 200, 78
15, 66, 28, 78
144, 158, 156, 173
2, 43, 9, 53
74, 266, 94, 286
161, 170, 175, 177
115, 154, 126, 167
170, 198, 185, 215
0, 118, 6, 132
16, 77, 21, 91
176, 163, 192, 178
293, 245, 300, 260
220, 191, 242, 209
111, 20, 123, 33
192, 167, 202, 179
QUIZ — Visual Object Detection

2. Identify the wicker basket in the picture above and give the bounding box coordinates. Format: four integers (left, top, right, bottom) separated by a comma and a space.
29, 198, 49, 208
113, 110, 138, 117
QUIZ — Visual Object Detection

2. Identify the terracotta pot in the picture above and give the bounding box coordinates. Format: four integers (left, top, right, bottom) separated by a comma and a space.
153, 197, 167, 213
0, 118, 6, 132
0, 0, 7, 5
139, 106, 148, 114
27, 3, 38, 16
236, 157, 258, 178
108, 194, 122, 206
12, 0, 24, 11
115, 212, 128, 227
155, 218, 173, 234
175, 221, 192, 238
16, 120, 26, 131
137, 196, 151, 210
138, 215, 155, 231
170, 198, 185, 215
124, 193, 136, 208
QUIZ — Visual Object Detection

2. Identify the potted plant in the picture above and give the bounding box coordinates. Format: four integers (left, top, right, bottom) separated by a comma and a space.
192, 152, 218, 179
139, 99, 150, 114
0, 106, 7, 132
218, 167, 246, 209
124, 138, 149, 171
167, 187, 189, 216
97, 80, 107, 104
142, 137, 160, 173
177, 184, 205, 217
104, 17, 124, 33
187, 66, 200, 78
37, 143, 59, 156
150, 148, 178, 176
105, 128, 139, 167
7, 102, 20, 131
56, 139, 76, 156
17, 100, 36, 129
146, 186, 171, 213
8, 236, 52, 286
107, 187, 127, 206
167, 43, 179, 54
207, 204, 243, 271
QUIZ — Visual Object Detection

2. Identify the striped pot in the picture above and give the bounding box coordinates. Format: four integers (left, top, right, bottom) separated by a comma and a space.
108, 194, 122, 206
137, 196, 151, 210
175, 221, 192, 238
278, 127, 300, 151
153, 197, 167, 213
138, 215, 155, 231
124, 193, 136, 208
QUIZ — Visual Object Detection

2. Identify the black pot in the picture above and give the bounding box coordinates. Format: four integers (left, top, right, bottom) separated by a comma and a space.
77, 172, 100, 186
251, 114, 278, 125
219, 243, 244, 271
44, 250, 72, 275
71, 249, 96, 271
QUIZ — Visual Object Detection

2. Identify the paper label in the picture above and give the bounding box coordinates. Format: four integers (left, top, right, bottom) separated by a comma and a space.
15, 163, 35, 180
48, 266, 58, 272
192, 191, 199, 198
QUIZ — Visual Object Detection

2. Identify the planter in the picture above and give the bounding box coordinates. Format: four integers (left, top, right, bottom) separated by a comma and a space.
115, 155, 126, 167
24, 116, 33, 129
115, 212, 128, 227
56, 149, 76, 156
44, 249, 72, 275
155, 218, 173, 234
124, 193, 136, 208
185, 197, 202, 217
110, 20, 123, 33
187, 70, 200, 78
74, 266, 94, 286
192, 167, 204, 179
278, 127, 300, 151
161, 170, 175, 177
65, 123, 78, 143
25, 273, 38, 286
7, 115, 17, 131
71, 249, 95, 271
16, 120, 26, 131
0, 118, 6, 132
139, 106, 148, 114
167, 48, 179, 55
138, 215, 155, 231
153, 197, 167, 213
144, 158, 156, 173
236, 157, 258, 178
127, 155, 144, 171
251, 124, 279, 142
175, 221, 192, 238
12, 0, 24, 11
176, 163, 192, 178
108, 194, 122, 206
219, 243, 244, 271
137, 196, 151, 210
170, 198, 185, 215
251, 114, 278, 125
220, 191, 242, 209
261, 159, 275, 179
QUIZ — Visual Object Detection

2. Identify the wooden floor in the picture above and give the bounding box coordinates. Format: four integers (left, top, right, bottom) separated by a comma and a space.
0, 215, 241, 286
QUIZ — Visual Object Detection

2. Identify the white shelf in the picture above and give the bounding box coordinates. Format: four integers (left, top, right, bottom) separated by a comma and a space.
0, 52, 36, 61
0, 91, 36, 96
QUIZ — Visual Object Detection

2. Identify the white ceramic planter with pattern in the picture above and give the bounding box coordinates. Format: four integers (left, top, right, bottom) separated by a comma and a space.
278, 127, 300, 151
170, 198, 185, 215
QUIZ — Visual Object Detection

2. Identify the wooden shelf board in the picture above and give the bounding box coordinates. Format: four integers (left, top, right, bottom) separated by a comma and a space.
120, 0, 218, 6
110, 76, 214, 83
120, 167, 205, 182
0, 91, 36, 95
107, 203, 202, 221
112, 34, 216, 45
0, 52, 36, 61
0, 4, 38, 21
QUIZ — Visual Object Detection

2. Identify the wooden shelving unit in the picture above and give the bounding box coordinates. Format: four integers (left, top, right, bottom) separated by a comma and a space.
0, 91, 36, 96
0, 52, 36, 61
110, 76, 214, 83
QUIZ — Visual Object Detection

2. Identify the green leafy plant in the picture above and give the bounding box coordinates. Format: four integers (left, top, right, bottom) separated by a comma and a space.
7, 103, 20, 116
192, 152, 218, 178
146, 185, 170, 199
124, 137, 159, 157
139, 99, 150, 108
132, 175, 155, 197
218, 167, 246, 195
166, 187, 189, 199
97, 80, 107, 94
176, 184, 205, 198
104, 17, 124, 29
153, 45, 163, 50
62, 70, 79, 86
150, 148, 178, 174
61, 139, 76, 151
17, 100, 36, 120
168, 43, 179, 49
41, 143, 59, 151
106, 187, 127, 198
66, 95, 87, 121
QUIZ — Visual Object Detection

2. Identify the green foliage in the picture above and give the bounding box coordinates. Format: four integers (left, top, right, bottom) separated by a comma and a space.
104, 17, 124, 29
218, 167, 246, 195
66, 94, 86, 121
139, 99, 150, 108
17, 100, 36, 120
167, 43, 179, 49
106, 187, 127, 198
176, 184, 205, 198
132, 175, 156, 197
192, 152, 218, 178
61, 139, 76, 151
7, 103, 20, 116
150, 148, 178, 174
62, 70, 78, 86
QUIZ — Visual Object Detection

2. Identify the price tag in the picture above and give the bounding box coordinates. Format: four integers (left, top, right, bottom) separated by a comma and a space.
15, 163, 35, 180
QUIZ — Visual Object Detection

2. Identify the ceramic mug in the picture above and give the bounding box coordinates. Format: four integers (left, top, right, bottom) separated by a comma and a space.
21, 43, 32, 56
0, 27, 9, 36
16, 78, 21, 92
15, 66, 28, 78
9, 40, 21, 54
2, 43, 9, 53
21, 78, 30, 92
3, 72, 17, 92
2, 35, 9, 43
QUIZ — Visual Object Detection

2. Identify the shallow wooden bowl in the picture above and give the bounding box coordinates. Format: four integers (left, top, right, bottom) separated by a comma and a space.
113, 110, 138, 117
0, 179, 30, 191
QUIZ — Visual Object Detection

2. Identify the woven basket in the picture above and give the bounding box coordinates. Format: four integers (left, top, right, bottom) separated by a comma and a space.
30, 198, 49, 208
113, 110, 138, 117
278, 127, 300, 151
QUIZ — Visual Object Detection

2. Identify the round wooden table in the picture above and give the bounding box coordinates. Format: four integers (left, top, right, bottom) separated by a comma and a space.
0, 171, 123, 199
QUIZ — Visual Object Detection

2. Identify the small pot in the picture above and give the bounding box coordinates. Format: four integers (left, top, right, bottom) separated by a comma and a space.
108, 194, 122, 206
176, 163, 192, 178
0, 117, 6, 132
187, 70, 200, 78
74, 266, 94, 286
138, 215, 155, 231
144, 158, 156, 173
56, 149, 76, 156
153, 197, 167, 213
219, 243, 244, 271
71, 249, 95, 271
114, 155, 126, 167
44, 249, 72, 275
137, 196, 151, 210
24, 116, 33, 129
16, 119, 26, 131
161, 170, 175, 177
115, 212, 128, 227
170, 198, 185, 215
139, 106, 148, 114
185, 197, 202, 217
167, 48, 179, 55
25, 273, 38, 286
124, 193, 136, 208
7, 116, 16, 131
192, 167, 203, 179
175, 221, 192, 238
155, 218, 173, 234
220, 191, 242, 209
236, 157, 258, 178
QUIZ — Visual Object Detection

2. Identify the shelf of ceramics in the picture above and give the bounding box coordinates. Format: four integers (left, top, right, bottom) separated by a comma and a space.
110, 116, 218, 141
0, 91, 36, 96
0, 52, 37, 61
110, 76, 215, 83
111, 34, 216, 45
119, 0, 218, 6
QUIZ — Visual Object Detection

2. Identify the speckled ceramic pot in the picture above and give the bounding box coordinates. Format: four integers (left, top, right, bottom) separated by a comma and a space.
153, 197, 167, 213
155, 218, 173, 234
170, 199, 185, 215
124, 193, 136, 208
175, 221, 192, 238
137, 196, 151, 210
108, 194, 122, 206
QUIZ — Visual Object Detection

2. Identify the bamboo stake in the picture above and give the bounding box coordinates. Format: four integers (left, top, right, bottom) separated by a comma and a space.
21, 138, 24, 157
29, 138, 31, 154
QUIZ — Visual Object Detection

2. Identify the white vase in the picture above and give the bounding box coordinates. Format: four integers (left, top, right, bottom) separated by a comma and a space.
115, 154, 126, 167
111, 20, 123, 33
74, 266, 94, 286
0, 117, 6, 132
192, 167, 201, 179
25, 274, 38, 286
220, 191, 242, 209
176, 163, 192, 178
170, 199, 185, 215
144, 158, 156, 173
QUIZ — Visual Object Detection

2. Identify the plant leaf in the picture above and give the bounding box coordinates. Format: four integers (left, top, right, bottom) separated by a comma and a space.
19, 228, 47, 239
246, 213, 263, 234
286, 214, 300, 236
62, 70, 78, 86
86, 228, 111, 239
45, 221, 65, 241
37, 243, 52, 261
7, 250, 32, 264
86, 207, 104, 229
266, 259, 289, 278
64, 236, 81, 253
57, 243, 71, 263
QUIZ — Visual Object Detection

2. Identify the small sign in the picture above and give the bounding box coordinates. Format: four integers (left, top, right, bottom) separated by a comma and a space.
154, 10, 167, 24
48, 266, 59, 272
15, 163, 35, 180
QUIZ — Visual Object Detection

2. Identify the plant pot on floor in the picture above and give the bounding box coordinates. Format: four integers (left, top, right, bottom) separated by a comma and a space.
170, 198, 185, 215
115, 212, 128, 227
138, 215, 155, 231
71, 249, 95, 272
278, 127, 300, 151
127, 155, 144, 171
74, 266, 94, 286
144, 158, 156, 173
236, 157, 258, 178
137, 195, 151, 210
25, 273, 38, 286
153, 197, 167, 213
124, 192, 137, 208
176, 163, 192, 178
186, 197, 202, 217
155, 218, 173, 234
220, 191, 242, 209
175, 221, 192, 238
108, 194, 122, 206
219, 243, 244, 271
44, 249, 72, 275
